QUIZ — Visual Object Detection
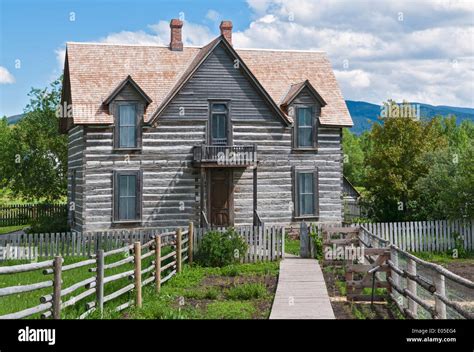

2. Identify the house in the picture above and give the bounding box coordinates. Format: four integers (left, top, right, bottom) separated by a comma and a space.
60, 19, 353, 232
342, 176, 362, 222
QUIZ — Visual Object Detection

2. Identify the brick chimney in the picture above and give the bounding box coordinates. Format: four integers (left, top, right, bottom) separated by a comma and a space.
220, 20, 233, 45
169, 19, 183, 51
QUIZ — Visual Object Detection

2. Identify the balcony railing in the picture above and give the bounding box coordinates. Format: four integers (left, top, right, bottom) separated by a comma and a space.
193, 144, 257, 167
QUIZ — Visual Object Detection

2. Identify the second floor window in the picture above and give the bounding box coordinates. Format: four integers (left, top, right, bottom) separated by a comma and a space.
296, 106, 314, 148
210, 103, 228, 145
118, 104, 137, 148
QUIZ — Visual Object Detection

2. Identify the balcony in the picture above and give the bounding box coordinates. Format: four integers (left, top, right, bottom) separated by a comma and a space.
192, 145, 257, 168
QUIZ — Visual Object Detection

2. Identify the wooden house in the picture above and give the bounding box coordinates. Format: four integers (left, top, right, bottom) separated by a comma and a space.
60, 19, 353, 232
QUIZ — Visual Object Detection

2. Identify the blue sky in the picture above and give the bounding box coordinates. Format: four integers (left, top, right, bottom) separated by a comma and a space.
1, 0, 473, 116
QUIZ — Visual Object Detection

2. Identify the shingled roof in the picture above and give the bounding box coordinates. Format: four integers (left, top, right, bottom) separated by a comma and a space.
63, 37, 352, 128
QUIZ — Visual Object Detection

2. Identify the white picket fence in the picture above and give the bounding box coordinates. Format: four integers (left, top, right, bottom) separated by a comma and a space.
360, 219, 474, 252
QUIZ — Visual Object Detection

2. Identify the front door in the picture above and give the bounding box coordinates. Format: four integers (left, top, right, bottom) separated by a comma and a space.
209, 169, 232, 227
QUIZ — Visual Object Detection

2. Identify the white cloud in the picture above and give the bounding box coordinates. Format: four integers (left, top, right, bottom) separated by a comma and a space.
335, 70, 371, 89
101, 20, 214, 46
55, 48, 66, 71
0, 66, 15, 84
206, 9, 220, 22
235, 0, 474, 107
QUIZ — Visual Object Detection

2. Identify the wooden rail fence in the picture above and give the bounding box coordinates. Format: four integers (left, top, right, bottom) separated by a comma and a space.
316, 223, 474, 319
0, 225, 192, 319
0, 223, 284, 319
0, 203, 67, 227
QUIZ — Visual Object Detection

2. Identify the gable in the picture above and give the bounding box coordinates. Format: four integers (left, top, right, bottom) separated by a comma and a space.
158, 41, 289, 125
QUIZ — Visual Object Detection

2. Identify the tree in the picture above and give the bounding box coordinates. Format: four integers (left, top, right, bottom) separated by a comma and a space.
342, 128, 365, 186
0, 78, 67, 201
364, 101, 447, 221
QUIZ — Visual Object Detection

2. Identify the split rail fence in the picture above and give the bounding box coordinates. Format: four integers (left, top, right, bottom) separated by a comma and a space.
0, 225, 192, 319
0, 224, 284, 319
311, 223, 473, 319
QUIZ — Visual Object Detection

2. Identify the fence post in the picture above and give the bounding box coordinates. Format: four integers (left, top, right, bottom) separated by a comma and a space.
52, 256, 62, 319
390, 247, 402, 309
188, 222, 194, 264
407, 258, 418, 318
134, 241, 142, 308
300, 221, 309, 258
176, 228, 182, 273
154, 235, 161, 293
434, 272, 446, 319
96, 249, 104, 317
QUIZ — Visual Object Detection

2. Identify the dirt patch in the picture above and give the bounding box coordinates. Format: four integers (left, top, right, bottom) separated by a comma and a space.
177, 274, 277, 319
322, 265, 397, 319
439, 262, 474, 282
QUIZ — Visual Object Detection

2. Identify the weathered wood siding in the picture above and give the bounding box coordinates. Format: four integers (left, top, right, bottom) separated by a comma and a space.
67, 125, 85, 232
74, 41, 343, 231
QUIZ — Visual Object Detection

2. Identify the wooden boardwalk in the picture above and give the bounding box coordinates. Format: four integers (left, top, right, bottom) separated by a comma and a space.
269, 256, 335, 319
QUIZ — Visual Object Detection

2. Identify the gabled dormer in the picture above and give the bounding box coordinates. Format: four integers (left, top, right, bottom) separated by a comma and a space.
104, 75, 152, 151
281, 80, 327, 151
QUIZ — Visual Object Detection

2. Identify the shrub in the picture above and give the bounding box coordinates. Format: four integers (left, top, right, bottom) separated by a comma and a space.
27, 212, 69, 234
450, 232, 467, 259
310, 227, 323, 260
226, 283, 268, 300
195, 228, 248, 267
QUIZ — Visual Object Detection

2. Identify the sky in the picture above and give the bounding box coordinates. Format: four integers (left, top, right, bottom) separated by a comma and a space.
0, 0, 473, 117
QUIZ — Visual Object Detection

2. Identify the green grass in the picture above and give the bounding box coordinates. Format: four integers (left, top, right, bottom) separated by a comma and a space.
0, 248, 159, 318
121, 261, 280, 320
285, 234, 299, 255
0, 250, 279, 319
0, 225, 29, 235
412, 250, 474, 264
226, 283, 268, 300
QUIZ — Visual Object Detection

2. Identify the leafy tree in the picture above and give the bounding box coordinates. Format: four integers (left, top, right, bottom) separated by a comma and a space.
342, 128, 365, 186
364, 101, 447, 221
1, 78, 67, 201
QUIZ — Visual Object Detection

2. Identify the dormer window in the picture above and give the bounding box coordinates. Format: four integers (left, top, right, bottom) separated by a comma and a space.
296, 106, 314, 148
104, 75, 152, 151
118, 103, 138, 148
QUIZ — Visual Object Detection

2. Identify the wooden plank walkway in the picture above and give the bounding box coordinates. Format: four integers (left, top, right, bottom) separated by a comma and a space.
270, 255, 335, 319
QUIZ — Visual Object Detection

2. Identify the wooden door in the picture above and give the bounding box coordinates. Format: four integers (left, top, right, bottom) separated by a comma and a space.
210, 169, 232, 227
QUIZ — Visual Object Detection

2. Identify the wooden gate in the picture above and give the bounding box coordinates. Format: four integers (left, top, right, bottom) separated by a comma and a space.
320, 225, 391, 302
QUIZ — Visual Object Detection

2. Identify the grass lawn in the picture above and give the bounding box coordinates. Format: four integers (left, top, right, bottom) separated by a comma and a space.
0, 225, 29, 235
0, 251, 157, 319
285, 234, 299, 255
412, 250, 474, 282
95, 261, 280, 319
0, 252, 280, 319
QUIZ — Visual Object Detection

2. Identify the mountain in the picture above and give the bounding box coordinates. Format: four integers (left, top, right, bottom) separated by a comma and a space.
346, 101, 474, 134
5, 114, 24, 125
5, 102, 474, 134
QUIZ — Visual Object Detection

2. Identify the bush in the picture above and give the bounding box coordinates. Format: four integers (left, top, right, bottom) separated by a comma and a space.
195, 228, 248, 267
450, 232, 468, 259
27, 212, 69, 233
226, 283, 268, 300
310, 227, 323, 260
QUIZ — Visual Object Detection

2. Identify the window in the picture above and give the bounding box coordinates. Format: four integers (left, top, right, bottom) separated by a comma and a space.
114, 103, 141, 149
114, 171, 141, 222
210, 102, 229, 145
294, 168, 318, 218
295, 106, 315, 148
